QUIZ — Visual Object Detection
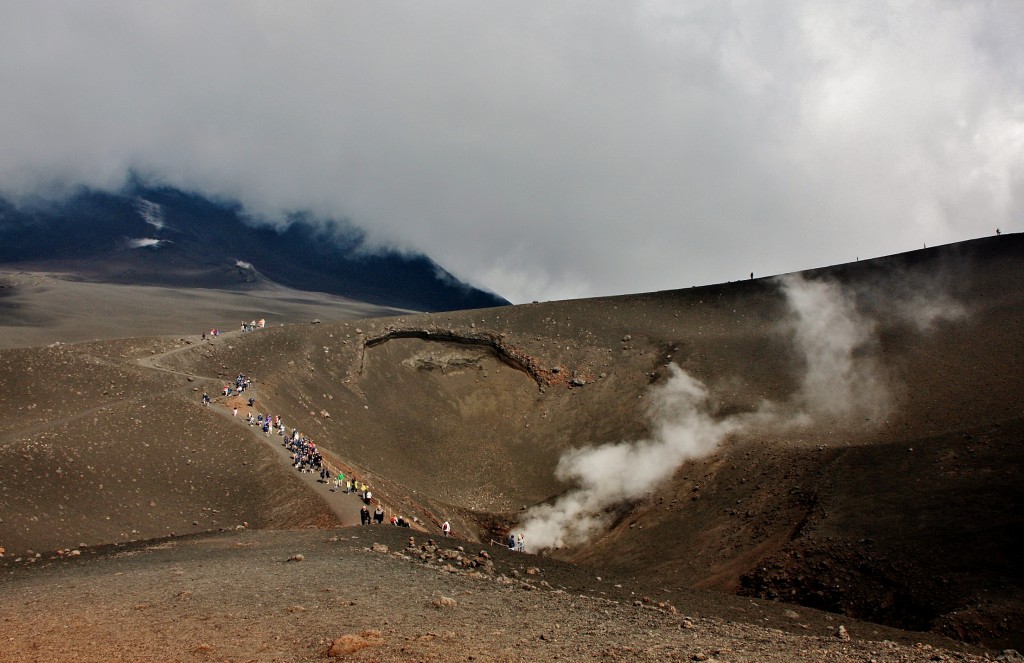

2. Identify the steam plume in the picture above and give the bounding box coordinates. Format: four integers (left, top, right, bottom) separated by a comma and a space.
518, 274, 945, 551
520, 367, 739, 550
781, 274, 887, 423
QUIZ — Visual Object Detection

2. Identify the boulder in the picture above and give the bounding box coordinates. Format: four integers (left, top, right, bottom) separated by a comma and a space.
327, 631, 383, 657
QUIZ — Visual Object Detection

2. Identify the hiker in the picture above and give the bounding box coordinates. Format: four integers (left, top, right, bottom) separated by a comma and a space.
442, 521, 451, 538
508, 533, 516, 551
517, 533, 524, 552
373, 506, 384, 524
360, 506, 370, 525
364, 490, 372, 505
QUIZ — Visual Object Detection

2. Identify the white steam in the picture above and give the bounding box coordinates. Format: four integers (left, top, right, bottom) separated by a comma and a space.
235, 260, 254, 270
781, 275, 886, 423
520, 366, 739, 550
518, 274, 952, 552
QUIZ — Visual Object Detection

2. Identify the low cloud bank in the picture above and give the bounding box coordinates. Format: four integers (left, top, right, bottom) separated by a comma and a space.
2, 4, 1020, 303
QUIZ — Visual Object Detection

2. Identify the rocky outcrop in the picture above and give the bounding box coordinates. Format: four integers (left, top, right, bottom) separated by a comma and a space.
361, 328, 588, 390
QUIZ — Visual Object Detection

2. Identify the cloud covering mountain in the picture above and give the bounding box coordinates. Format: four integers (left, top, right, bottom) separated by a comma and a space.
0, 185, 508, 312
1, 2, 1021, 302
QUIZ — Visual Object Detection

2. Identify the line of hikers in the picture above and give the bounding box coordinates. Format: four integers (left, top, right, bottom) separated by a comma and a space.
246, 411, 286, 437
207, 368, 513, 543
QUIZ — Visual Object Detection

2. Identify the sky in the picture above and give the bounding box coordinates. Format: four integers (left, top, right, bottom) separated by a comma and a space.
1, 1, 1021, 304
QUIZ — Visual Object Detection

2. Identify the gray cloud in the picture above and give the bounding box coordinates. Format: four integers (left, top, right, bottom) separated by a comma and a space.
1, 1, 1021, 303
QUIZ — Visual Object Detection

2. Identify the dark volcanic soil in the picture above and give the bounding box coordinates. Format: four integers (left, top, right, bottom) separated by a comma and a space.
1, 235, 1022, 660
0, 527, 994, 662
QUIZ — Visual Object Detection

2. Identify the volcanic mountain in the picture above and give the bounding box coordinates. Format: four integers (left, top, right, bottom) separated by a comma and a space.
0, 183, 508, 312
0, 234, 1020, 661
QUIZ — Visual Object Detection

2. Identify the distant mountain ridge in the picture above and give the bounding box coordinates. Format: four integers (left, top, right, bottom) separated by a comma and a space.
0, 184, 509, 312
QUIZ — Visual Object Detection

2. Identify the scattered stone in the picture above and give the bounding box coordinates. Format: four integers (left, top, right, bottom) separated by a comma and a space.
327, 630, 383, 657
837, 625, 850, 641
286, 554, 305, 562
432, 596, 458, 609
371, 543, 389, 554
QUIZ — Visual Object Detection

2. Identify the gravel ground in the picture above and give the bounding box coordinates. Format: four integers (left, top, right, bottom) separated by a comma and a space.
0, 527, 995, 662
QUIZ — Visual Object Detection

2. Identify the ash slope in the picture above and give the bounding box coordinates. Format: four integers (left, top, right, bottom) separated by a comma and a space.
0, 527, 993, 663
0, 270, 410, 349
158, 234, 1022, 649
1, 234, 1021, 656
0, 184, 508, 312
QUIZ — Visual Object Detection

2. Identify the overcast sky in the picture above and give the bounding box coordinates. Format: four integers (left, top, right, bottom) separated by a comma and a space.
1, 2, 1021, 303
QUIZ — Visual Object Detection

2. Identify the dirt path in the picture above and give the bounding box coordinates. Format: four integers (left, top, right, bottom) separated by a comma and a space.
139, 331, 366, 527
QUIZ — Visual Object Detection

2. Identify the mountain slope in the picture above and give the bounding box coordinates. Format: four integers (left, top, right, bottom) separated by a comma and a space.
1, 234, 1020, 653
0, 184, 508, 312
150, 234, 1023, 647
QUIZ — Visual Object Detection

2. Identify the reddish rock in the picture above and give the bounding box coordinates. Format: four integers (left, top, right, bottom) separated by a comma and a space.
327, 631, 383, 657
